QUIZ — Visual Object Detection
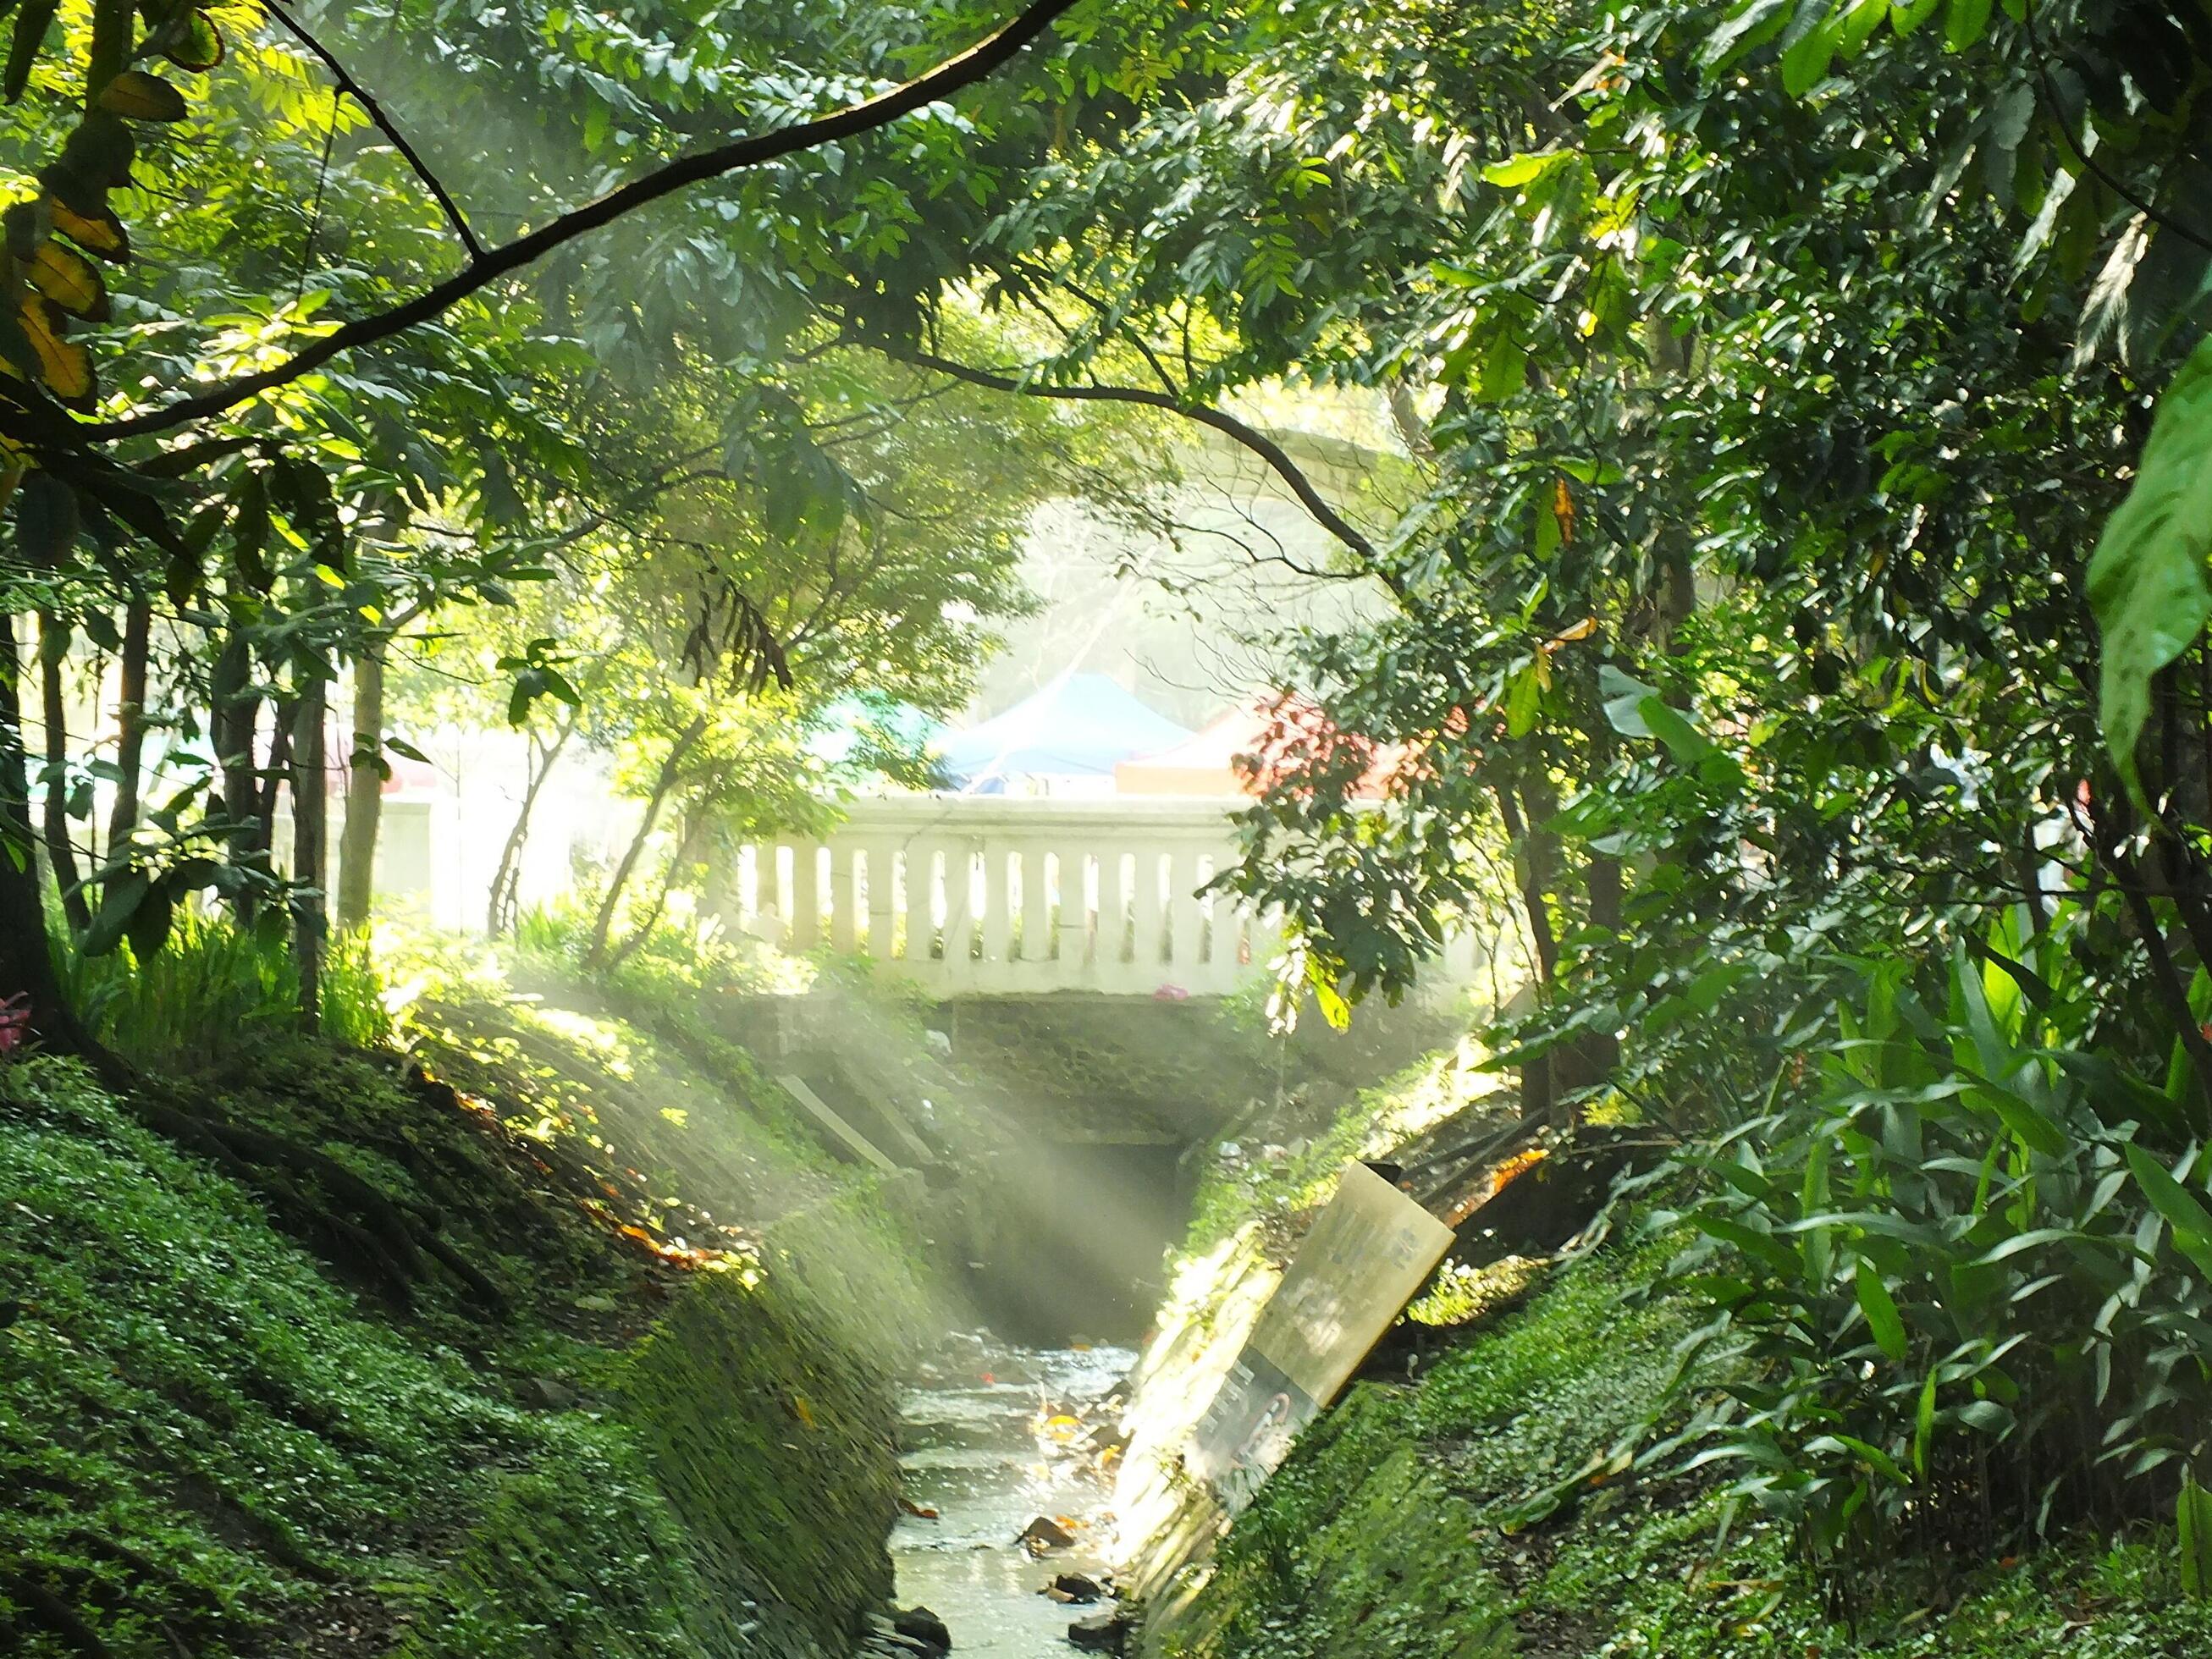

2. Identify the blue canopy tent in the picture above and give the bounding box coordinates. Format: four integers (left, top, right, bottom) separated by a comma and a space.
935, 673, 1194, 793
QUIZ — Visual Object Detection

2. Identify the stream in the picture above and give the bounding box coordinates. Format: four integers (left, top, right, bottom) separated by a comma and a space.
891, 1334, 1134, 1656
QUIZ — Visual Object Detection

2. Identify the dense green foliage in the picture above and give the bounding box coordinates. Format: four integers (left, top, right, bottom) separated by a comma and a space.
0, 907, 972, 1659
1171, 1247, 2212, 1658
13, 0, 2212, 1637
1063, 0, 2212, 1598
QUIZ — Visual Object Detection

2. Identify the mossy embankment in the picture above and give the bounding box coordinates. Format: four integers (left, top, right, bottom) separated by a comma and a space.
1127, 1103, 2212, 1659
2, 952, 963, 1659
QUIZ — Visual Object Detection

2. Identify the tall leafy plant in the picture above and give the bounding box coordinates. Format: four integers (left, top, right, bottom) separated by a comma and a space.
1656, 906, 2212, 1594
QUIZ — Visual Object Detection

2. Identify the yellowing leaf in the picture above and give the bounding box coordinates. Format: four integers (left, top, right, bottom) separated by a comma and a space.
45, 195, 128, 262
98, 70, 188, 122
19, 297, 93, 409
1552, 477, 1576, 545
1481, 150, 1570, 190
25, 240, 107, 320
1545, 617, 1598, 651
163, 9, 223, 73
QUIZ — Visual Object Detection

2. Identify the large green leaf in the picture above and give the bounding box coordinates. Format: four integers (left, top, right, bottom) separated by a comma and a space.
2087, 337, 2212, 790
1856, 1259, 1908, 1361
2182, 1473, 2212, 1599
80, 869, 148, 957
2125, 1140, 2212, 1284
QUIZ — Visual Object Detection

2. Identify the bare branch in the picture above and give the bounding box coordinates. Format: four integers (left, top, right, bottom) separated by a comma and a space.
888, 344, 1402, 591
69, 0, 1089, 442
267, 0, 485, 259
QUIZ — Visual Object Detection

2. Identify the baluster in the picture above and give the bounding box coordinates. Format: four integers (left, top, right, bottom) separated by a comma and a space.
1019, 843, 1051, 965
827, 840, 857, 953
754, 841, 784, 945
901, 841, 939, 980
940, 841, 978, 987
862, 842, 898, 964
733, 842, 758, 935
976, 846, 1014, 989
1040, 849, 1074, 982
786, 841, 820, 951
1166, 844, 1205, 990
1095, 847, 1128, 992
1133, 846, 1167, 979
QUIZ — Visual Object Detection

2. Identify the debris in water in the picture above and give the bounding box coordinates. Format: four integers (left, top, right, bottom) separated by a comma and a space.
893, 1605, 951, 1655
1067, 1610, 1133, 1651
897, 1495, 940, 1519
1018, 1514, 1077, 1554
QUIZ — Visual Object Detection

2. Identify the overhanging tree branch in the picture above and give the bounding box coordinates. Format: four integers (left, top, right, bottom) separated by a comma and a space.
72, 0, 1089, 442
888, 345, 1398, 585
2022, 3, 2212, 257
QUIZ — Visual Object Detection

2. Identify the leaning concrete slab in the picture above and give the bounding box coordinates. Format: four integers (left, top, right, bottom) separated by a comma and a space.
776, 1074, 900, 1173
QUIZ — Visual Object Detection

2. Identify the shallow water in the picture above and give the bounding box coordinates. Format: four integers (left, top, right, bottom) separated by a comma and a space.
891, 1335, 1134, 1656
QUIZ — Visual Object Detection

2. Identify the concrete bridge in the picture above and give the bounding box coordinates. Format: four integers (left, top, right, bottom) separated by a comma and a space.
723, 796, 1486, 998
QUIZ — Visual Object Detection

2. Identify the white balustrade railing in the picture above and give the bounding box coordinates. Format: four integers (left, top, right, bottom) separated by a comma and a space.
725, 796, 1485, 998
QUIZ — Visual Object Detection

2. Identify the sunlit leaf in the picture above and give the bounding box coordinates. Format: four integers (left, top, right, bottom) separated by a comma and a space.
2086, 335, 2212, 791
26, 240, 109, 320
19, 295, 95, 408
161, 8, 223, 72
46, 193, 129, 262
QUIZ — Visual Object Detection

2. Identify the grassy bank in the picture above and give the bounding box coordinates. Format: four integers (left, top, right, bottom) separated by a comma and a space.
1147, 1219, 2212, 1659
3, 924, 959, 1659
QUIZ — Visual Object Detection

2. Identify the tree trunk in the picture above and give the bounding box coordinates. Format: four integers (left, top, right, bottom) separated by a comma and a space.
584, 714, 706, 968
335, 641, 385, 932
291, 681, 328, 1033
1493, 781, 1560, 985
106, 595, 151, 860
1578, 724, 1625, 1084
211, 623, 267, 921
486, 708, 577, 937
1493, 780, 1559, 1124
609, 802, 710, 969
36, 612, 90, 934
0, 615, 103, 1065
608, 856, 681, 972
257, 698, 294, 883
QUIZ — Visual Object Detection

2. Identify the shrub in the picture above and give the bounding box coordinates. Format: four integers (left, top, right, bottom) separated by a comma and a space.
63, 909, 392, 1063
1650, 904, 2212, 1600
